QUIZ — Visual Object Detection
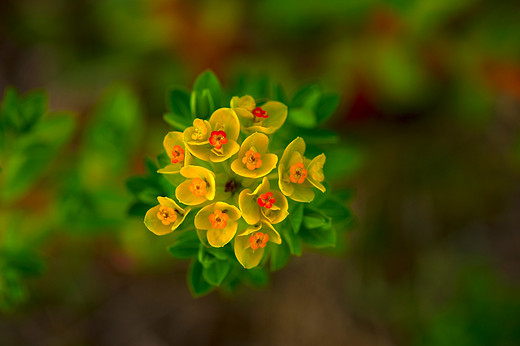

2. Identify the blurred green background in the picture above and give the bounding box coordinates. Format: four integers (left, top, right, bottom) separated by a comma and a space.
1, 0, 520, 345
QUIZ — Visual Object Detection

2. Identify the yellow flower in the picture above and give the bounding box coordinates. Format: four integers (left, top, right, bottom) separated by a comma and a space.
278, 137, 326, 202
144, 197, 190, 235
157, 131, 192, 174
234, 222, 281, 269
194, 202, 241, 247
184, 109, 240, 162
231, 95, 287, 134
238, 177, 288, 225
175, 166, 216, 205
231, 132, 278, 178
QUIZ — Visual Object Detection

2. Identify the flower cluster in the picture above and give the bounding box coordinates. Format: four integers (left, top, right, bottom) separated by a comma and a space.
144, 95, 326, 269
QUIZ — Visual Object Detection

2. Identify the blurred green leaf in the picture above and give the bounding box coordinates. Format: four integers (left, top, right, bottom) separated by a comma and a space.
168, 231, 200, 259
316, 93, 340, 124
288, 108, 317, 128
289, 203, 304, 233
241, 267, 269, 287
1, 114, 75, 201
192, 70, 223, 109
202, 259, 232, 286
167, 87, 191, 118
188, 260, 213, 297
164, 112, 192, 131
270, 241, 291, 271
300, 223, 336, 248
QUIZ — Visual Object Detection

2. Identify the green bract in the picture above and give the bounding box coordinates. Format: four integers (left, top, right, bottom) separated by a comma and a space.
130, 71, 352, 297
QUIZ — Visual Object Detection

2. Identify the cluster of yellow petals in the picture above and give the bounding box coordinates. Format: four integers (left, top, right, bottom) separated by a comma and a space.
145, 95, 328, 270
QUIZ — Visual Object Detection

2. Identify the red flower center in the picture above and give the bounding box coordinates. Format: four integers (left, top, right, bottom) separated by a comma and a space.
257, 192, 275, 209
252, 107, 268, 119
209, 131, 228, 150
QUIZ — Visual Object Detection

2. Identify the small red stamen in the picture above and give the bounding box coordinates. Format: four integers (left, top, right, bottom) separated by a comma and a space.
257, 192, 275, 209
209, 131, 228, 150
252, 107, 268, 119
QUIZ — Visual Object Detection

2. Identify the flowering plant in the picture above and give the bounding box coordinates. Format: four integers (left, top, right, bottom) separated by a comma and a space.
128, 71, 352, 296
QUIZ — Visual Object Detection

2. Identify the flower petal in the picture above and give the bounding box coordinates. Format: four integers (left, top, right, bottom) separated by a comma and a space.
207, 221, 238, 247
234, 234, 264, 269
175, 180, 207, 205
144, 205, 173, 235
209, 108, 240, 141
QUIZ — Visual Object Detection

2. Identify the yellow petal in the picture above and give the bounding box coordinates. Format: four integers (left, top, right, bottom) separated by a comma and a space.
307, 153, 326, 193
144, 205, 173, 235
261, 101, 288, 133
157, 163, 183, 174
194, 204, 215, 230
238, 188, 261, 225
209, 108, 240, 141
289, 183, 315, 203
234, 234, 264, 269
207, 221, 238, 247
231, 95, 256, 112
261, 190, 289, 224
261, 221, 282, 244
175, 180, 207, 205
209, 139, 240, 162
163, 131, 184, 159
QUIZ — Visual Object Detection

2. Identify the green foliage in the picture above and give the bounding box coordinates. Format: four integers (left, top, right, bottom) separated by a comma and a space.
0, 88, 76, 202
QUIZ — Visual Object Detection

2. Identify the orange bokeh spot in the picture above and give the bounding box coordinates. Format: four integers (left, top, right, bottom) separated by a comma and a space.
257, 192, 275, 208
171, 145, 185, 164
242, 149, 262, 170
209, 209, 229, 229
290, 162, 308, 184
249, 232, 269, 250
209, 131, 228, 150
157, 206, 178, 225
189, 178, 207, 197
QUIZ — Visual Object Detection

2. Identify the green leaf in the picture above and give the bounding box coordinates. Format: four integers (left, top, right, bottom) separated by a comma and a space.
167, 87, 191, 118
280, 220, 302, 256
188, 260, 213, 297
299, 224, 336, 248
319, 196, 353, 227
289, 203, 304, 233
192, 70, 223, 109
315, 93, 340, 124
190, 89, 214, 119
291, 84, 322, 108
241, 267, 269, 287
287, 108, 317, 128
164, 112, 191, 131
270, 241, 291, 271
168, 231, 200, 259
298, 128, 339, 144
19, 91, 46, 131
128, 202, 152, 217
202, 259, 232, 286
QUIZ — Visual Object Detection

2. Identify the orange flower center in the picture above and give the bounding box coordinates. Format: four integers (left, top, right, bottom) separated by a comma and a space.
242, 149, 262, 170
209, 130, 228, 150
192, 119, 208, 140
171, 145, 185, 164
249, 232, 269, 250
157, 206, 177, 225
290, 162, 307, 184
189, 178, 207, 196
257, 192, 275, 208
209, 209, 229, 229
